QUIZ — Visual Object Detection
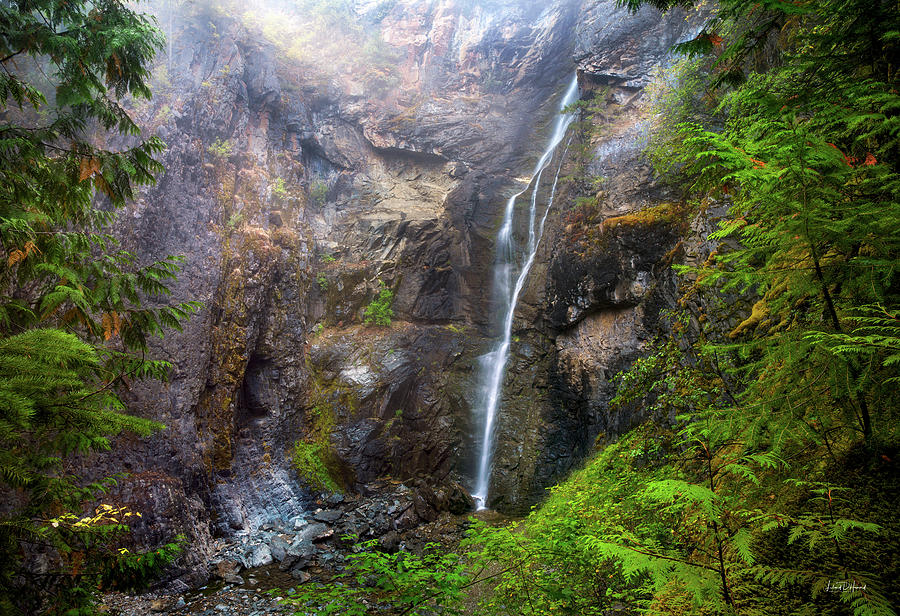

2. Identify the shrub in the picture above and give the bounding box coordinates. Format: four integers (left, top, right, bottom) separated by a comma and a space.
226, 210, 243, 229
0, 0, 198, 610
207, 138, 233, 159
363, 280, 394, 326
309, 180, 328, 205
278, 538, 468, 616
271, 177, 288, 200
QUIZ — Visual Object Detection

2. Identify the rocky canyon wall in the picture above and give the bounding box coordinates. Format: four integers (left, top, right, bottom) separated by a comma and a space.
94, 0, 706, 578
474, 0, 704, 511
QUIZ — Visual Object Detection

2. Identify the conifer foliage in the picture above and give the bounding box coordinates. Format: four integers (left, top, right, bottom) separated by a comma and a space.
0, 0, 196, 612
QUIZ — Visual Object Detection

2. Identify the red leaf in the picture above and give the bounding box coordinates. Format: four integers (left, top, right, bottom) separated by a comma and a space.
826, 142, 855, 166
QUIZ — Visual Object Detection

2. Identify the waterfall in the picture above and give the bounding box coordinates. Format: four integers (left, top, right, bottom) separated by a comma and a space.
471, 74, 580, 510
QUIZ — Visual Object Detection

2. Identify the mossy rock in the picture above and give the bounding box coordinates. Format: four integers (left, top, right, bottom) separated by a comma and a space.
290, 440, 342, 493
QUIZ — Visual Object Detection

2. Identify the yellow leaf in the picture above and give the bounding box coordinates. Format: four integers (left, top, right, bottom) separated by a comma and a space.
102, 313, 113, 340
93, 174, 115, 200
7, 249, 24, 267
79, 156, 101, 182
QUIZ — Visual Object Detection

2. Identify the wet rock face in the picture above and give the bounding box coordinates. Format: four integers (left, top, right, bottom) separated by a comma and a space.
88, 0, 594, 576
575, 1, 693, 89
483, 1, 705, 512
84, 0, 710, 563
304, 324, 472, 486
546, 220, 679, 331
350, 0, 581, 164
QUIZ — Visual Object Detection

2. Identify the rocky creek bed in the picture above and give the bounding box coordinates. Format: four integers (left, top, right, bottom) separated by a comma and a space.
102, 480, 475, 615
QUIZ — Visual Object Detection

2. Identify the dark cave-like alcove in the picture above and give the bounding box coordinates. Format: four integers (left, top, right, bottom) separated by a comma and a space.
238, 354, 276, 425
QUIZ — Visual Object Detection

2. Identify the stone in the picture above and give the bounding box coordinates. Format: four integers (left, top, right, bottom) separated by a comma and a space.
269, 535, 291, 562
286, 539, 316, 559
370, 512, 390, 536
214, 558, 242, 579
394, 505, 419, 531
289, 556, 311, 571
378, 530, 401, 553
447, 161, 468, 178
296, 522, 331, 543
290, 569, 311, 583
313, 509, 342, 523
269, 542, 286, 563
279, 554, 298, 570
167, 578, 191, 594
244, 544, 273, 568
441, 481, 475, 514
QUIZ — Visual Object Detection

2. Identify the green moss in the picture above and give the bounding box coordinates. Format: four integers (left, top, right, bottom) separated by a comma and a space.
290, 441, 340, 492
564, 198, 688, 257
207, 138, 233, 159
599, 202, 683, 230
271, 177, 288, 200
289, 366, 360, 492
309, 180, 328, 205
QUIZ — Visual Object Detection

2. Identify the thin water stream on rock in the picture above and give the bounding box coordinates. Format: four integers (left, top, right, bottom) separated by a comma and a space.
471, 74, 580, 510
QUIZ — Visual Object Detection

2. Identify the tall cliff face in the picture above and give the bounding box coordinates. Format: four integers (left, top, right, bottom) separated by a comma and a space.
476, 0, 703, 511
94, 0, 704, 573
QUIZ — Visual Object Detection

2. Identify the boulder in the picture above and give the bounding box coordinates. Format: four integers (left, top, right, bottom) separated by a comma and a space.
243, 544, 273, 568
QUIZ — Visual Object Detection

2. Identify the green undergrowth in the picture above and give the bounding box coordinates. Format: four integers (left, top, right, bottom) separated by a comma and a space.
290, 399, 343, 493
279, 537, 469, 616
466, 425, 673, 615
453, 416, 899, 615
277, 419, 898, 616
290, 401, 342, 493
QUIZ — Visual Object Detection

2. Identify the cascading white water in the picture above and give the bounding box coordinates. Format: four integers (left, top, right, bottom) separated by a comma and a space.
471, 74, 580, 510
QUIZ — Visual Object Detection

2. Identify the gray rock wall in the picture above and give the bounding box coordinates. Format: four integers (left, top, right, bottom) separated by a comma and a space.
88, 0, 710, 574
482, 0, 707, 511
